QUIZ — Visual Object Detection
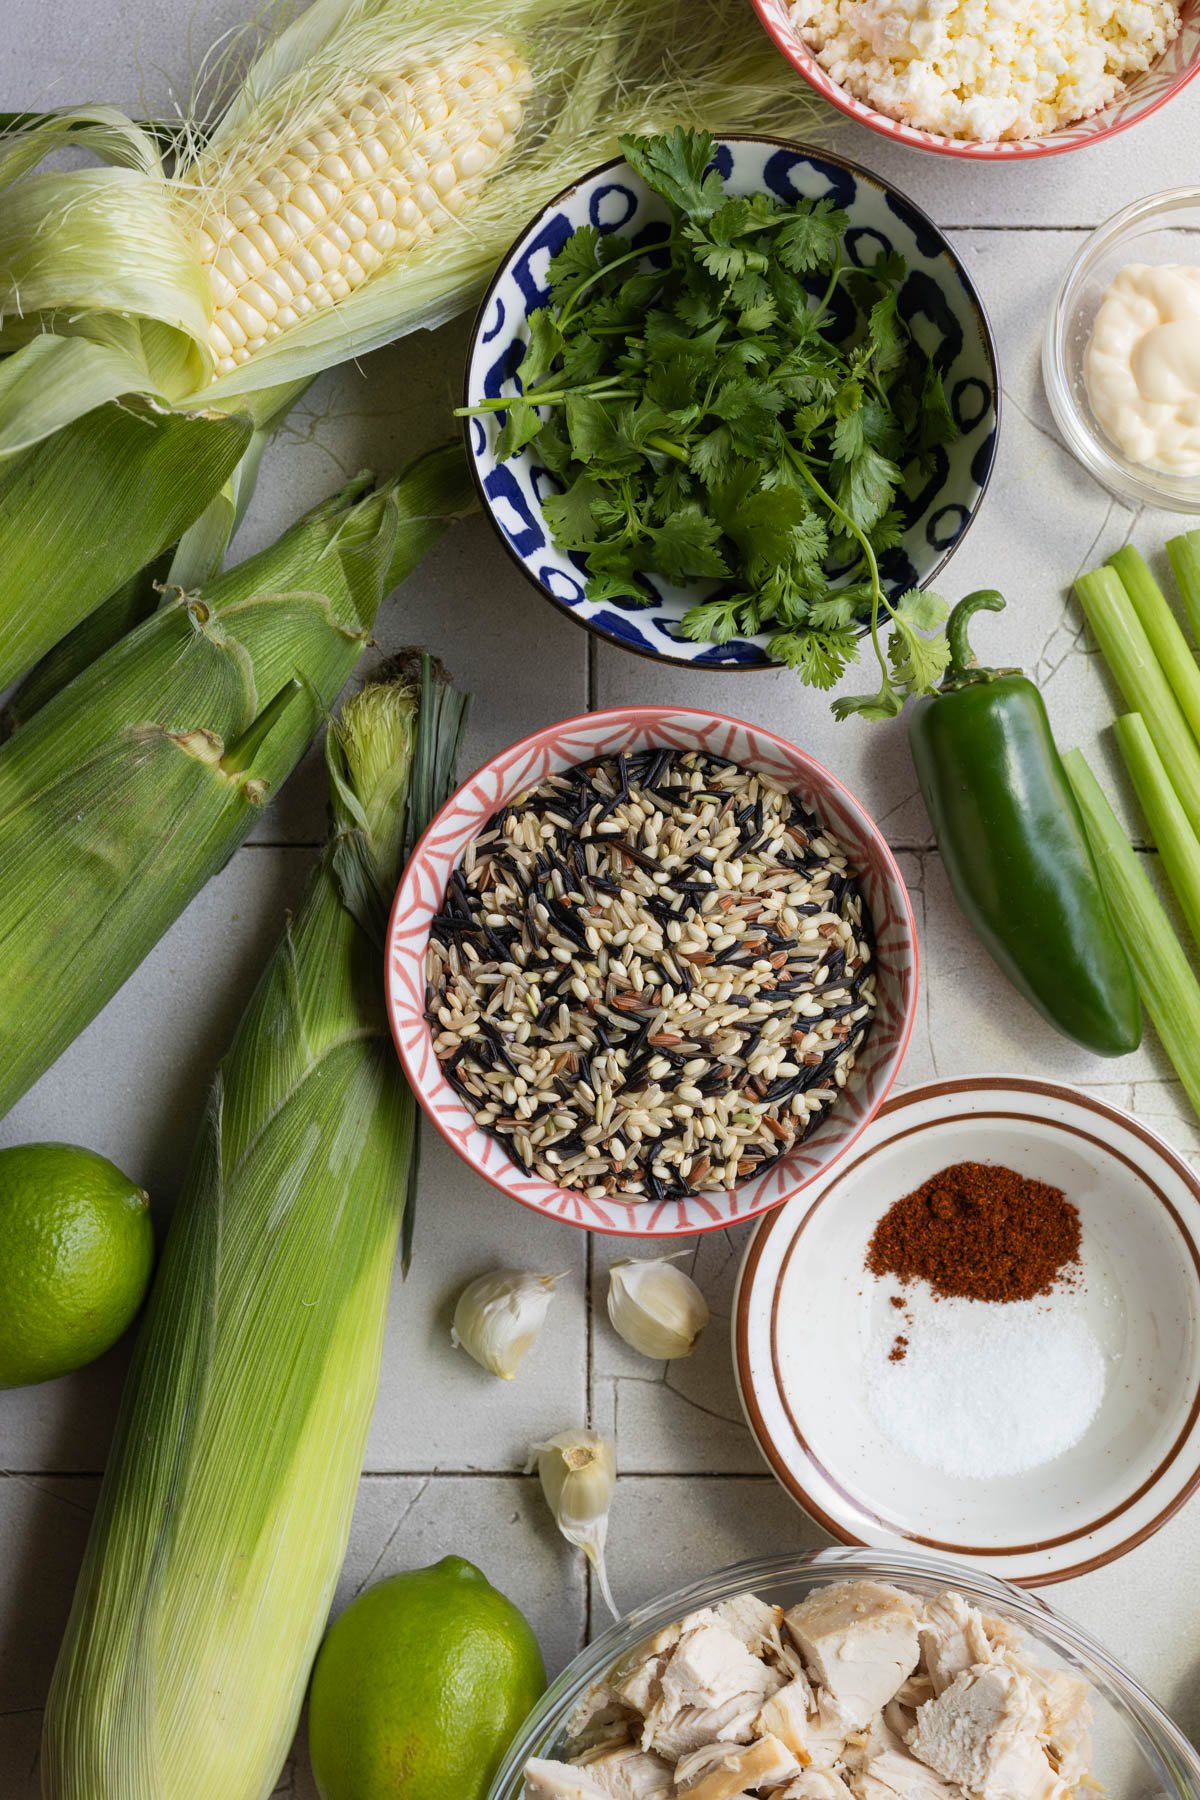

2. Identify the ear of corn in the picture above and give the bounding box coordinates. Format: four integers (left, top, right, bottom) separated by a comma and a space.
0, 397, 252, 691
0, 442, 474, 1119
0, 0, 838, 447
43, 657, 469, 1800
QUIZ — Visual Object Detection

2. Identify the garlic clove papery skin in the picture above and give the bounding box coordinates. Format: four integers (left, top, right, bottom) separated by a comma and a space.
450, 1269, 565, 1379
607, 1255, 709, 1360
528, 1429, 619, 1619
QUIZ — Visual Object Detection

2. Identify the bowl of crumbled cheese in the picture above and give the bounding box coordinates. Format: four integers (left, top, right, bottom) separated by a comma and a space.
750, 0, 1200, 155
488, 1551, 1200, 1800
734, 1075, 1200, 1584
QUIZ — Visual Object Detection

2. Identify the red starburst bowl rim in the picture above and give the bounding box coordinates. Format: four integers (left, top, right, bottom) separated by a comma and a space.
748, 0, 1200, 159
385, 706, 919, 1238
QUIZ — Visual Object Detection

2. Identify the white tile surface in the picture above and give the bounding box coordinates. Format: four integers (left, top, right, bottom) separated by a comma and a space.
5, 8, 1200, 1799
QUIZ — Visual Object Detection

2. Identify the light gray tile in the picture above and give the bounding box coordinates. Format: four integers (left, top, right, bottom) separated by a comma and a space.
601, 1474, 835, 1622
591, 1230, 761, 1474
0, 1474, 98, 1800
831, 96, 1200, 228
365, 1134, 589, 1473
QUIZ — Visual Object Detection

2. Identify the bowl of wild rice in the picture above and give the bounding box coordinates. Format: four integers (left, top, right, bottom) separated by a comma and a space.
386, 708, 918, 1236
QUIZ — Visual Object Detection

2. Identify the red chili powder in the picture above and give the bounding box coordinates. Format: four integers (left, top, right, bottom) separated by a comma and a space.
865, 1161, 1082, 1303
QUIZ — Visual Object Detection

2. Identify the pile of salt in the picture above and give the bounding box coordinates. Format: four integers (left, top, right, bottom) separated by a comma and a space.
868, 1291, 1106, 1480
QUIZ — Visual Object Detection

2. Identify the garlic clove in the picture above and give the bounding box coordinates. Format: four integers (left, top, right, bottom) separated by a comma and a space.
528, 1428, 619, 1619
450, 1268, 566, 1379
607, 1253, 709, 1361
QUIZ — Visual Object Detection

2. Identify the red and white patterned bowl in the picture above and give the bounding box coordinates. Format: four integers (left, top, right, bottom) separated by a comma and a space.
751, 0, 1200, 159
385, 708, 918, 1238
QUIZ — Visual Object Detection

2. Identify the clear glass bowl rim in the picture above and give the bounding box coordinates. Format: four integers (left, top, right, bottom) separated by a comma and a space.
1042, 185, 1200, 514
487, 1546, 1200, 1799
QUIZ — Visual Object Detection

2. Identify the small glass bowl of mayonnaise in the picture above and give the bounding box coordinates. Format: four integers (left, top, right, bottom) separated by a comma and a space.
1044, 187, 1200, 512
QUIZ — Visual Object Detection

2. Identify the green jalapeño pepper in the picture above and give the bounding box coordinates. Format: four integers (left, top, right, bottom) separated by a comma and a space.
908, 589, 1142, 1057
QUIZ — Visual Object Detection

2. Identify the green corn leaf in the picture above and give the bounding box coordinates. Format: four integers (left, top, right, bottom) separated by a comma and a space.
0, 397, 253, 690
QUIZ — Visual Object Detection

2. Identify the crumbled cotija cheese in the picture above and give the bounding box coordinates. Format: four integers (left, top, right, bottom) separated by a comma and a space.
790, 0, 1181, 139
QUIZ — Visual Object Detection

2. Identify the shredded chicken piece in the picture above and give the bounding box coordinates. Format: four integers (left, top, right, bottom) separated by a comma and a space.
783, 1774, 855, 1799
785, 1584, 921, 1730
906, 1665, 1071, 1799
525, 1757, 612, 1800
576, 1743, 676, 1800
674, 1735, 803, 1800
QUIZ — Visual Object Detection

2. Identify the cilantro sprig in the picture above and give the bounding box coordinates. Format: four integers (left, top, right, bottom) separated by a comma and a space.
460, 128, 959, 717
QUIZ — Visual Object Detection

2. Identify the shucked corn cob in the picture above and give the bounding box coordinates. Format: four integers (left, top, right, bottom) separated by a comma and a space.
193, 40, 531, 373
44, 660, 469, 1800
0, 444, 473, 1121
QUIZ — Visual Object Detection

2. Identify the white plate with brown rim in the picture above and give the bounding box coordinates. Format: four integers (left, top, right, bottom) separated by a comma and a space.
732, 1075, 1200, 1585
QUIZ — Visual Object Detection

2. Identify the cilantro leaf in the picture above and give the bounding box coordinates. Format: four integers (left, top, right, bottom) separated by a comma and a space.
919, 363, 956, 448
495, 402, 547, 462
516, 308, 565, 390
680, 596, 744, 644
769, 628, 859, 686
867, 289, 905, 374
642, 510, 730, 581
542, 475, 604, 546
881, 585, 953, 697
835, 443, 901, 534
563, 395, 640, 469
618, 127, 725, 219
586, 568, 653, 606
774, 201, 847, 275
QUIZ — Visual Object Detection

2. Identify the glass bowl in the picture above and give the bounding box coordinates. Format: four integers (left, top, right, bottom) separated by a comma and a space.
1043, 187, 1200, 512
487, 1549, 1200, 1800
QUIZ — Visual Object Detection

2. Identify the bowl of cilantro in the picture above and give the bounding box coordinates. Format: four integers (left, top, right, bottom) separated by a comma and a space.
459, 130, 1000, 719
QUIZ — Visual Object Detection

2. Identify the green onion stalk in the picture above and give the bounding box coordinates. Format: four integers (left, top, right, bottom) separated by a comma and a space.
43, 657, 469, 1800
0, 443, 474, 1120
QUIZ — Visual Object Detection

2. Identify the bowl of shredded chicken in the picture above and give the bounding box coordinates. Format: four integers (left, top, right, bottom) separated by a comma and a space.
489, 1551, 1200, 1800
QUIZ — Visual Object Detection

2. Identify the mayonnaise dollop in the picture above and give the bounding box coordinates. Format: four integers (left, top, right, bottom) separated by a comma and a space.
1083, 263, 1200, 476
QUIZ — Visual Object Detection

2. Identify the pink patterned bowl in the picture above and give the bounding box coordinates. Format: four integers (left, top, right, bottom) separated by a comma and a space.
751, 0, 1200, 159
385, 707, 918, 1238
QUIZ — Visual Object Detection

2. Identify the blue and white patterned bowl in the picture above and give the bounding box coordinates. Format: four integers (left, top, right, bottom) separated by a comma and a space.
463, 136, 1001, 671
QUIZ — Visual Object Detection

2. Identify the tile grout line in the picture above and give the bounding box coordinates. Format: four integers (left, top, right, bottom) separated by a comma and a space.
0, 1466, 781, 1482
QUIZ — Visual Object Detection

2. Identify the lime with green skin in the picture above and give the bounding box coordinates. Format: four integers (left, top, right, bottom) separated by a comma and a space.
0, 1142, 154, 1388
308, 1556, 546, 1800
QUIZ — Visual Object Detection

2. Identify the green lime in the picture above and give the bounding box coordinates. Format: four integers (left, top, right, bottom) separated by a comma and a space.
307, 1555, 545, 1800
0, 1142, 154, 1388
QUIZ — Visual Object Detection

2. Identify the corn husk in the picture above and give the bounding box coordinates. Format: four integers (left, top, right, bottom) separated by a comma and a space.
0, 0, 838, 446
2, 556, 170, 735
43, 657, 469, 1800
0, 396, 252, 690
0, 442, 473, 1120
